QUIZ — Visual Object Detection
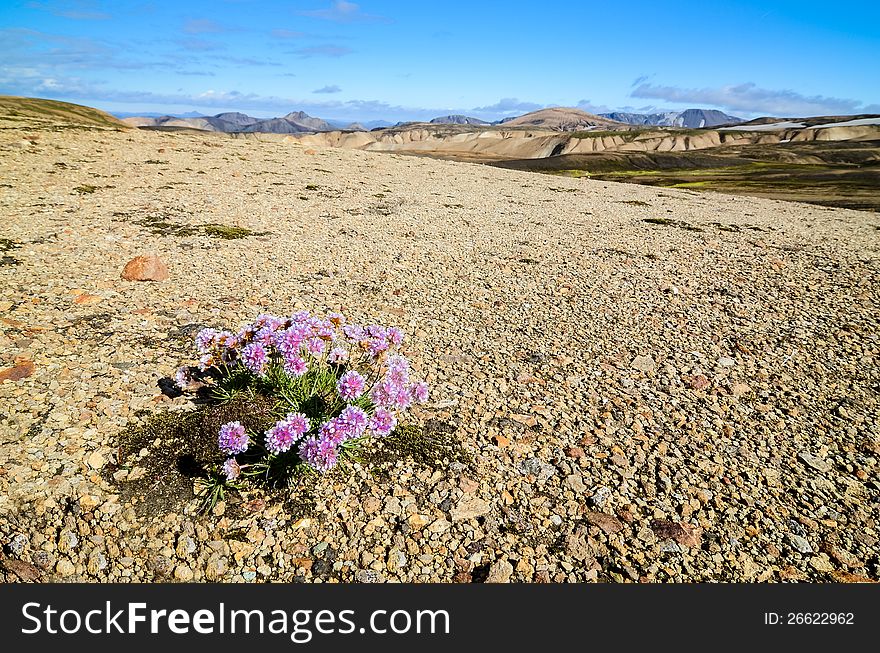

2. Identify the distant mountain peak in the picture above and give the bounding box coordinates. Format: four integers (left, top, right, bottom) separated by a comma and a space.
430, 114, 489, 125
600, 108, 743, 128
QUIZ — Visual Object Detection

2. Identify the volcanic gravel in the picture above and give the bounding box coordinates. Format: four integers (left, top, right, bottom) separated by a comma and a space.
0, 122, 878, 583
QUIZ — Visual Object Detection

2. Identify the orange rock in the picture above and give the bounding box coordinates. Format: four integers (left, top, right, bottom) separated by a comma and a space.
73, 293, 102, 305
831, 571, 877, 583
0, 360, 34, 382
650, 519, 702, 548
121, 255, 168, 281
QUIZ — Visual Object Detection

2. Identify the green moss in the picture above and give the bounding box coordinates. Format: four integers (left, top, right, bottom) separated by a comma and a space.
201, 223, 259, 240
365, 420, 468, 470
73, 184, 98, 194
108, 393, 280, 516
114, 211, 266, 240
550, 169, 591, 178
643, 217, 704, 232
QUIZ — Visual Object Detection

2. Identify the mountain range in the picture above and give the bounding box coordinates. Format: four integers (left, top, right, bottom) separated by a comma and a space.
119, 106, 746, 134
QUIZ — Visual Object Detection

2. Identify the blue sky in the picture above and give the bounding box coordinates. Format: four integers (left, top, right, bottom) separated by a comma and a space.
1, 0, 878, 122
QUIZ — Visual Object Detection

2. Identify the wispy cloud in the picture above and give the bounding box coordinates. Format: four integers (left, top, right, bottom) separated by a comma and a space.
313, 84, 341, 94
27, 1, 111, 20
471, 97, 543, 115
632, 82, 872, 117
292, 44, 353, 57
270, 29, 308, 39
576, 99, 612, 114
217, 56, 281, 67
183, 19, 226, 34
299, 1, 387, 23
177, 38, 225, 52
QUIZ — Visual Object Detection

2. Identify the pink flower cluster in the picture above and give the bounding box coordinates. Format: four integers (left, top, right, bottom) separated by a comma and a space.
190, 311, 415, 381
193, 310, 430, 477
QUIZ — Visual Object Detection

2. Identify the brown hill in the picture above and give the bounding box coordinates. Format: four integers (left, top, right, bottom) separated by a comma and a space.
0, 95, 128, 130
499, 107, 628, 131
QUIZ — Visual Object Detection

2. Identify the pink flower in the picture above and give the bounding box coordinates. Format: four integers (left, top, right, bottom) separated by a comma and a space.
218, 421, 249, 454
336, 370, 366, 401
369, 408, 397, 437
413, 381, 429, 404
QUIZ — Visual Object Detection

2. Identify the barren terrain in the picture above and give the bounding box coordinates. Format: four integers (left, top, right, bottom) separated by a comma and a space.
1, 113, 879, 583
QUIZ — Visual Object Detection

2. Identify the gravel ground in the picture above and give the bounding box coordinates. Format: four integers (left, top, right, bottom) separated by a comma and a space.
1, 122, 878, 583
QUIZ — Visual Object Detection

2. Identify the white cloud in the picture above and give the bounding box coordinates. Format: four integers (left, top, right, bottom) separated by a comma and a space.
632, 82, 873, 117
471, 97, 543, 115
299, 1, 387, 23
292, 45, 353, 57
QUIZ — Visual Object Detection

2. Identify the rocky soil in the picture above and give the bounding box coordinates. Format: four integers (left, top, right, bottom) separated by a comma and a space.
0, 120, 878, 583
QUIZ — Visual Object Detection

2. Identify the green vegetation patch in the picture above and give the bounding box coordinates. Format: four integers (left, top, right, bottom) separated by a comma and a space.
113, 211, 267, 239
108, 393, 279, 517
73, 184, 98, 194
201, 223, 262, 240
643, 217, 704, 232
364, 420, 469, 471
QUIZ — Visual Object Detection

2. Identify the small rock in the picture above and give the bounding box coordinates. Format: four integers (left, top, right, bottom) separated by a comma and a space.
787, 534, 813, 554
386, 550, 407, 572
631, 355, 656, 374
450, 496, 491, 522
492, 434, 510, 447
86, 451, 105, 470
485, 559, 513, 583
565, 474, 586, 493
362, 496, 381, 515
586, 511, 624, 535
798, 452, 832, 474
1, 557, 41, 581
312, 542, 329, 555
57, 530, 79, 554
355, 569, 384, 583
688, 374, 710, 391
205, 558, 227, 581
407, 513, 430, 530
121, 255, 169, 282
810, 554, 835, 573
650, 520, 702, 548
717, 356, 736, 367
7, 533, 29, 556
565, 446, 585, 458
428, 518, 451, 534
589, 486, 612, 508
0, 360, 35, 382
731, 382, 751, 397
87, 552, 108, 575
55, 559, 76, 577
174, 564, 194, 581
519, 457, 557, 483
176, 535, 196, 558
